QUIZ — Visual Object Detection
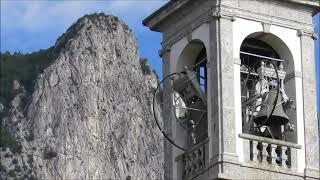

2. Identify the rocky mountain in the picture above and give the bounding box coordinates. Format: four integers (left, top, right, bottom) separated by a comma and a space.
0, 13, 163, 179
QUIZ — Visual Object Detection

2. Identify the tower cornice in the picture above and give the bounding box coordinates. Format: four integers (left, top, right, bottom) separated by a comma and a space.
143, 0, 319, 32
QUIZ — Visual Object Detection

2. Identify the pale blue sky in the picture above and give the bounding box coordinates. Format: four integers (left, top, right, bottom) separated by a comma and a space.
314, 14, 320, 112
0, 0, 167, 78
0, 1, 319, 112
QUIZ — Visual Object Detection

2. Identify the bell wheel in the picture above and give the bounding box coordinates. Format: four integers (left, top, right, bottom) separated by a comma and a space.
152, 70, 207, 151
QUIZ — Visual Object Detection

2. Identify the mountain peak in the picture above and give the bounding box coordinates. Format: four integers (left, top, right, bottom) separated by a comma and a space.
0, 12, 163, 179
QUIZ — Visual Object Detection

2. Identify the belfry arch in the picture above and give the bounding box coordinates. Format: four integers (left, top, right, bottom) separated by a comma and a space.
176, 40, 207, 73
238, 32, 297, 143
173, 40, 208, 149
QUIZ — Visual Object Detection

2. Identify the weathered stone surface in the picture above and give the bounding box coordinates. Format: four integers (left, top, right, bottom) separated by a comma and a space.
1, 13, 163, 179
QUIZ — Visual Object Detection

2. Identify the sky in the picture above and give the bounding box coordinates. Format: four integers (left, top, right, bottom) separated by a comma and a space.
0, 1, 319, 113
314, 14, 320, 113
0, 0, 168, 78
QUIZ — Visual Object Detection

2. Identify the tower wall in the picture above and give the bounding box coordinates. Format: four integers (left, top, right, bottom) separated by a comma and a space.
144, 0, 320, 179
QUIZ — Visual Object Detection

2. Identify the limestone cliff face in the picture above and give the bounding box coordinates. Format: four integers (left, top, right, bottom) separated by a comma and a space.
1, 13, 163, 179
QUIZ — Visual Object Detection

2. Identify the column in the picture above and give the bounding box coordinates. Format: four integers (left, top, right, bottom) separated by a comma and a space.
160, 48, 174, 180
209, 11, 239, 168
298, 29, 320, 179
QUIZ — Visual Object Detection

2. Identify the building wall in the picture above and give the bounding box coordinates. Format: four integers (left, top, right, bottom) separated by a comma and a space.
155, 0, 319, 179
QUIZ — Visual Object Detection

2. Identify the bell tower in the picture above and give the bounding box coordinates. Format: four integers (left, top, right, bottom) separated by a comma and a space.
143, 0, 319, 179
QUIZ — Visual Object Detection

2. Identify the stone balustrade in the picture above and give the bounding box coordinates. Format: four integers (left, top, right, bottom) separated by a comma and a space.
176, 138, 209, 179
239, 133, 301, 168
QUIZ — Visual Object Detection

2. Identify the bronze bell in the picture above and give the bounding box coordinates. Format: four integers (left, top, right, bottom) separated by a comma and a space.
253, 88, 289, 126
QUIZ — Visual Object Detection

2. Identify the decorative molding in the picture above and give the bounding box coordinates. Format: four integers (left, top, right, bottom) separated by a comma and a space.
220, 11, 237, 22
186, 25, 193, 42
213, 5, 237, 22
212, 5, 221, 19
234, 12, 312, 33
233, 58, 241, 65
212, 10, 221, 19
239, 133, 302, 149
204, 16, 215, 23
162, 1, 314, 52
297, 29, 318, 40
284, 71, 302, 82
262, 22, 271, 33
220, 4, 314, 31
210, 153, 240, 166
142, 0, 190, 31
239, 162, 304, 177
158, 47, 171, 58
304, 168, 320, 179
221, 14, 236, 22
231, 15, 237, 22
162, 9, 212, 48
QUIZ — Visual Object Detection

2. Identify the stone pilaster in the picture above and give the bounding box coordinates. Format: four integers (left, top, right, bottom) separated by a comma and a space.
218, 15, 239, 164
298, 30, 320, 179
208, 13, 239, 175
161, 48, 174, 180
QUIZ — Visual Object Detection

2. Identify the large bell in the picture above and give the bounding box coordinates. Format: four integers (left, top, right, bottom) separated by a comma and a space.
253, 88, 289, 126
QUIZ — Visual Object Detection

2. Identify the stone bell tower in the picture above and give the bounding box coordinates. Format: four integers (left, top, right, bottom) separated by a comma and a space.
143, 0, 319, 179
